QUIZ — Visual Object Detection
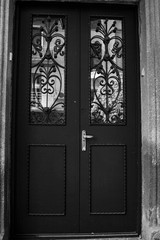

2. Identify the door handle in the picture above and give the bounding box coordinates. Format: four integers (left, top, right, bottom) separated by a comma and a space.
82, 130, 93, 151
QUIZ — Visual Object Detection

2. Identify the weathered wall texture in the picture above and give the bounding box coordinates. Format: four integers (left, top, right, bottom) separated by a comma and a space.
1, 0, 160, 239
0, 1, 10, 240
140, 0, 160, 239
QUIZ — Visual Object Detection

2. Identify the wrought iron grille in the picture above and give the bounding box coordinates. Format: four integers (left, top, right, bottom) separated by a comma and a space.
30, 16, 66, 124
90, 18, 125, 125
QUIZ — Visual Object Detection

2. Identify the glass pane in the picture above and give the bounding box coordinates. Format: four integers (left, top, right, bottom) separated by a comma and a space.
30, 16, 65, 124
90, 18, 125, 125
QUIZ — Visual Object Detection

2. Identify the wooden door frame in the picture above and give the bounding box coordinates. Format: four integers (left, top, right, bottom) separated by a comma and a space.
11, 3, 141, 237
1, 0, 160, 239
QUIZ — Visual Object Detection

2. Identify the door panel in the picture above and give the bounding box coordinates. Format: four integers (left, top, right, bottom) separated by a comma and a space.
13, 3, 80, 234
12, 2, 140, 238
90, 145, 126, 214
29, 145, 66, 216
80, 5, 140, 234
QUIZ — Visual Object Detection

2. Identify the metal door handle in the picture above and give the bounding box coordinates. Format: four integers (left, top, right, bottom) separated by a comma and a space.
82, 130, 93, 151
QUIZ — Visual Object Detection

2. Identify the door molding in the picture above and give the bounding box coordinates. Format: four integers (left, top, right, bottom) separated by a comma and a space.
1, 0, 160, 239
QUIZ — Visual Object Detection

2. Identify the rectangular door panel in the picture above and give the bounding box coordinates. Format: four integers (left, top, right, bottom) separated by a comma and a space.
29, 145, 66, 216
90, 145, 126, 215
13, 3, 80, 235
80, 4, 140, 234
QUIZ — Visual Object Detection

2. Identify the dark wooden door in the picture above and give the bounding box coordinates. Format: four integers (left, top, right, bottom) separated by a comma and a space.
12, 2, 140, 238
80, 6, 140, 235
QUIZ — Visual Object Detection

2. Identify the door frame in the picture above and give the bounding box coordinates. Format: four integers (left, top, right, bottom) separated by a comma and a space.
1, 0, 160, 239
11, 2, 141, 237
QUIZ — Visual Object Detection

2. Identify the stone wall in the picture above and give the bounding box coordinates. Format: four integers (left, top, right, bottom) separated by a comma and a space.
140, 0, 160, 239
1, 0, 160, 239
0, 1, 10, 240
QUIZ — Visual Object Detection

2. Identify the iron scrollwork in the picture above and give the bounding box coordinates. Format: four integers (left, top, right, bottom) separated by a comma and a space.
30, 16, 66, 124
90, 19, 125, 125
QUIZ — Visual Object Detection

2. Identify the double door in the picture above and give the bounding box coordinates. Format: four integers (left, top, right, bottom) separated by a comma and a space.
12, 2, 140, 238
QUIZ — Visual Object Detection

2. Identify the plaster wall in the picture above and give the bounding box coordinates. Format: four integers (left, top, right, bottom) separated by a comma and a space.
0, 0, 10, 240
1, 0, 160, 239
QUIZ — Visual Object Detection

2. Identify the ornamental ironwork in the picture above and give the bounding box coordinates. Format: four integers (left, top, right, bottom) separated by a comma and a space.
90, 19, 125, 125
30, 16, 65, 124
